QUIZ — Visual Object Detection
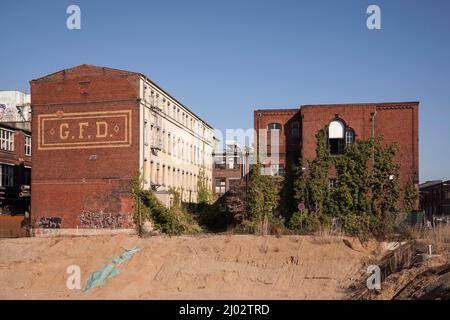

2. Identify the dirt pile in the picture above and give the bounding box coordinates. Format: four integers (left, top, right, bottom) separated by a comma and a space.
0, 234, 378, 300
349, 240, 450, 300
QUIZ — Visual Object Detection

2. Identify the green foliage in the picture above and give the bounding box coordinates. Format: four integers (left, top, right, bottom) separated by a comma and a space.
197, 193, 227, 231
246, 162, 280, 234
197, 168, 213, 207
290, 128, 332, 231
131, 175, 201, 235
330, 139, 374, 234
370, 140, 401, 233
289, 128, 409, 236
403, 181, 418, 214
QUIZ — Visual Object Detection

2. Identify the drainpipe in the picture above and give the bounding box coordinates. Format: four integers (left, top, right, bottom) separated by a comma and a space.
371, 106, 377, 168
256, 112, 262, 163
138, 83, 145, 236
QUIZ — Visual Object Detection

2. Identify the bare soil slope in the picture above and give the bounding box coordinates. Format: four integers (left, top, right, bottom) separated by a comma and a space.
0, 234, 377, 300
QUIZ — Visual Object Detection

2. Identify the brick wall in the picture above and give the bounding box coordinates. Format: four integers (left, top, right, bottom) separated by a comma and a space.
30, 65, 140, 229
254, 109, 301, 171
255, 102, 419, 189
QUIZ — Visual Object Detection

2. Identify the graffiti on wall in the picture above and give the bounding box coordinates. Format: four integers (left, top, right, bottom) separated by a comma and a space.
79, 211, 133, 229
38, 217, 62, 229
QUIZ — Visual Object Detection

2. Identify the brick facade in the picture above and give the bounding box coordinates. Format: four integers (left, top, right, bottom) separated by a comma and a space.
30, 64, 215, 231
30, 65, 140, 230
255, 102, 419, 189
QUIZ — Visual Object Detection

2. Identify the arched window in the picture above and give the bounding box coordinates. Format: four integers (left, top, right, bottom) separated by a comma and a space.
328, 120, 345, 155
328, 120, 355, 155
267, 123, 282, 131
329, 120, 344, 139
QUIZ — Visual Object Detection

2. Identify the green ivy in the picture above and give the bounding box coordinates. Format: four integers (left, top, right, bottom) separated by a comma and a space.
246, 162, 281, 234
289, 127, 410, 236
131, 175, 202, 235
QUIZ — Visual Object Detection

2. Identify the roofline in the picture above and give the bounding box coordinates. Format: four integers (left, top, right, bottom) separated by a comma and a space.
0, 90, 29, 93
419, 180, 450, 188
30, 64, 137, 82
301, 101, 420, 108
29, 64, 215, 130
254, 101, 420, 113
0, 122, 31, 133
254, 107, 300, 112
139, 73, 214, 130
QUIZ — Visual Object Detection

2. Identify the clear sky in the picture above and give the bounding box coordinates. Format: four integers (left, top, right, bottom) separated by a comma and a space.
1, 0, 449, 182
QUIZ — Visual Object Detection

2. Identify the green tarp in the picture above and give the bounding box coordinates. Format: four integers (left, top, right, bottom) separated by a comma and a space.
82, 247, 141, 292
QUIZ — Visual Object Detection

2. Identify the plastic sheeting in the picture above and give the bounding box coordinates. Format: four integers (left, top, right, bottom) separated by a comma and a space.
82, 247, 141, 292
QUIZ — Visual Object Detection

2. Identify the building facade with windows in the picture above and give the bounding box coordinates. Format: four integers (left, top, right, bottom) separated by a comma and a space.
30, 64, 214, 231
213, 142, 252, 196
139, 73, 215, 206
0, 91, 32, 122
0, 122, 31, 216
254, 102, 420, 191
420, 180, 450, 218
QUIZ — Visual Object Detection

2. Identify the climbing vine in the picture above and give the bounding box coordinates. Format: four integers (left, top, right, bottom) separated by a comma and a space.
289, 127, 410, 236
246, 162, 281, 234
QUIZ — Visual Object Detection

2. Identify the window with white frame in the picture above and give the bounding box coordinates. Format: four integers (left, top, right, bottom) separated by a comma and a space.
0, 129, 14, 151
144, 120, 148, 145
25, 135, 32, 156
0, 165, 14, 187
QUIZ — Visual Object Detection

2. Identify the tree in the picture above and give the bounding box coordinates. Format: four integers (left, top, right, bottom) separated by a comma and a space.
289, 127, 407, 236
371, 140, 401, 232
403, 181, 418, 214
197, 168, 211, 207
247, 162, 280, 234
332, 139, 374, 233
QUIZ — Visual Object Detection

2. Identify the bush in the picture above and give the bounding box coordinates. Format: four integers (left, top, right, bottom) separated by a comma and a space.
131, 176, 202, 235
198, 201, 227, 232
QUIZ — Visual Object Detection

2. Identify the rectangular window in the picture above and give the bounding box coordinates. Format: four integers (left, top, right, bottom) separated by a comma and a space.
270, 164, 279, 176
24, 168, 31, 185
0, 165, 14, 187
144, 120, 148, 145
291, 121, 300, 139
445, 190, 450, 200
25, 135, 31, 156
0, 129, 14, 151
215, 178, 226, 194
329, 178, 337, 190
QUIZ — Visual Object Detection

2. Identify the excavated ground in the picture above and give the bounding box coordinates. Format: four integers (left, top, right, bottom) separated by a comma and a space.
0, 234, 379, 300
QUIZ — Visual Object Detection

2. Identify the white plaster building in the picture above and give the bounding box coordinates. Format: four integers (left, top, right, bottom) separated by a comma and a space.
0, 91, 31, 122
139, 76, 215, 206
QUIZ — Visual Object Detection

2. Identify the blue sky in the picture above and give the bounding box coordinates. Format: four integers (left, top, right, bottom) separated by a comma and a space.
1, 0, 449, 182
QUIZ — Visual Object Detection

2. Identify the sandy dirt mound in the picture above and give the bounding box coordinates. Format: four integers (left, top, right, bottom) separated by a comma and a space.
0, 234, 377, 300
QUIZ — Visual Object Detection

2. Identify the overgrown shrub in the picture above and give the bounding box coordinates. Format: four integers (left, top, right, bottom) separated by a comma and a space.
131, 176, 202, 235
198, 200, 227, 232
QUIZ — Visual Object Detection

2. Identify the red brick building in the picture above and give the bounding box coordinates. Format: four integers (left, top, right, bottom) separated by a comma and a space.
254, 102, 419, 189
30, 64, 215, 233
30, 65, 139, 232
0, 122, 31, 237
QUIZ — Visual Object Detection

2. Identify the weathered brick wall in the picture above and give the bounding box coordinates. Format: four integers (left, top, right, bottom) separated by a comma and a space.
30, 65, 140, 229
301, 103, 419, 186
254, 102, 419, 189
254, 109, 301, 169
0, 216, 26, 238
